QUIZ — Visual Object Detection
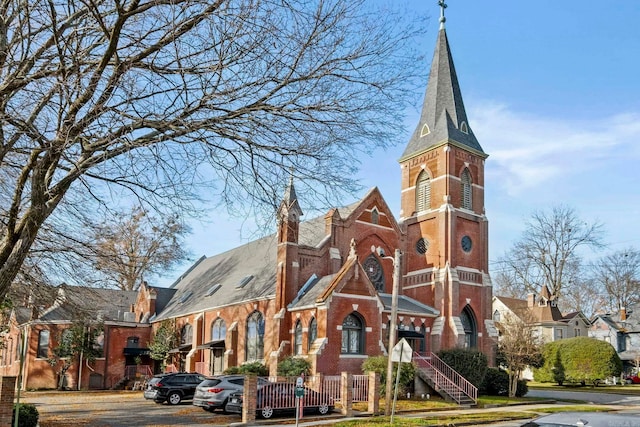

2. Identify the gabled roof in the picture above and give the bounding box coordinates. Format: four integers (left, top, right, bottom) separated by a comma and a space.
153, 234, 278, 322
156, 188, 405, 321
494, 296, 528, 313
36, 285, 138, 323
401, 27, 485, 162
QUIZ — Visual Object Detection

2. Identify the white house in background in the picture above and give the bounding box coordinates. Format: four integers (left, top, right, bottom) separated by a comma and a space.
493, 285, 591, 343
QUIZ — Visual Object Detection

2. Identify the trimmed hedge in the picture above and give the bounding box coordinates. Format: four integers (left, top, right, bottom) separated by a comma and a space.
13, 403, 39, 427
534, 337, 622, 385
437, 348, 488, 388
277, 356, 311, 377
481, 367, 528, 397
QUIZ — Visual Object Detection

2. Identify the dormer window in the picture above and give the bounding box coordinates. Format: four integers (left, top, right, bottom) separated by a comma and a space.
420, 123, 430, 137
237, 275, 254, 288
178, 291, 192, 304
460, 121, 468, 134
206, 284, 221, 296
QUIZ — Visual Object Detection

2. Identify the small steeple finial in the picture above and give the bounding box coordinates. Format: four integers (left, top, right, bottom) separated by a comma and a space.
438, 0, 447, 30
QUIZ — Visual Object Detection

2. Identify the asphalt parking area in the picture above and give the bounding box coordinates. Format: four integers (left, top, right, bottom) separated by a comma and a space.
20, 390, 243, 426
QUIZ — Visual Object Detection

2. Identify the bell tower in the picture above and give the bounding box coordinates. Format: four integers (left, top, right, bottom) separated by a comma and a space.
399, 1, 494, 357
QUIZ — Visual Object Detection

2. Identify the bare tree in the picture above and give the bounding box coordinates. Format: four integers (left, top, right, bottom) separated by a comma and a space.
496, 310, 542, 398
90, 208, 190, 291
561, 276, 607, 319
0, 0, 426, 301
494, 206, 604, 300
592, 248, 640, 313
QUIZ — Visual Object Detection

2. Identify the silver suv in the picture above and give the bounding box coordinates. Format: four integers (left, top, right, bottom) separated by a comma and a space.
192, 375, 269, 412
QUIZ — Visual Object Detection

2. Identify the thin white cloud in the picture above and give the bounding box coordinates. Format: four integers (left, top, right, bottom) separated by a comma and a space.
469, 101, 640, 197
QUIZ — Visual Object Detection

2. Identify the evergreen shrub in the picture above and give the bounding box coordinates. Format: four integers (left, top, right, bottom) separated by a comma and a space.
12, 403, 39, 427
481, 367, 528, 397
534, 337, 622, 386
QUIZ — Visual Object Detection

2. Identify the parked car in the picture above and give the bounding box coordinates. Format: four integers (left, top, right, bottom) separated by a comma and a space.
624, 375, 640, 384
143, 372, 207, 405
225, 382, 334, 419
521, 411, 640, 426
192, 375, 271, 412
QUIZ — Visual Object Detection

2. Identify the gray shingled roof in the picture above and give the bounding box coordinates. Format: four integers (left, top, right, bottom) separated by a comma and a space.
379, 293, 439, 317
38, 286, 138, 323
153, 234, 279, 321
153, 198, 365, 321
401, 28, 485, 161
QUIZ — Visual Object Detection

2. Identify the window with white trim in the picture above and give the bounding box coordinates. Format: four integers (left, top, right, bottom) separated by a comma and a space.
461, 168, 472, 210
416, 171, 431, 212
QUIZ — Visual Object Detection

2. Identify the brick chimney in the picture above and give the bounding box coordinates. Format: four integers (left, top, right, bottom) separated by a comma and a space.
620, 307, 627, 321
527, 293, 536, 307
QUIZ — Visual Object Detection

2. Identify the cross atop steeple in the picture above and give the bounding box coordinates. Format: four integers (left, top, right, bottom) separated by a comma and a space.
438, 0, 447, 30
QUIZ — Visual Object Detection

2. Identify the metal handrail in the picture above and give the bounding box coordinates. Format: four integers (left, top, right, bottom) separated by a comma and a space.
413, 352, 477, 404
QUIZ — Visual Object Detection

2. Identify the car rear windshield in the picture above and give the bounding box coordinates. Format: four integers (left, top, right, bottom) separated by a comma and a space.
199, 379, 222, 387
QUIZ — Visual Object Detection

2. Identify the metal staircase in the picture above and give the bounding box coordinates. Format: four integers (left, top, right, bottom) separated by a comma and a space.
413, 352, 477, 406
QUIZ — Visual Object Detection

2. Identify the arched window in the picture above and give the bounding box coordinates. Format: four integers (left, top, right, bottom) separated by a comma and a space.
246, 311, 265, 361
461, 168, 472, 210
371, 208, 379, 225
460, 305, 477, 348
294, 320, 303, 355
211, 318, 226, 341
492, 310, 501, 322
363, 254, 385, 291
37, 330, 49, 359
308, 317, 317, 351
416, 171, 431, 212
180, 324, 193, 345
59, 329, 73, 358
341, 313, 364, 354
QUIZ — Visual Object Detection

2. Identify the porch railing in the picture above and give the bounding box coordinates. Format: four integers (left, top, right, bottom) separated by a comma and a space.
413, 352, 477, 405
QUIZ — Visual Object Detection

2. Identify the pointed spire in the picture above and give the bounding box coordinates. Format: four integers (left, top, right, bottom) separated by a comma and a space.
278, 174, 303, 219
400, 2, 485, 161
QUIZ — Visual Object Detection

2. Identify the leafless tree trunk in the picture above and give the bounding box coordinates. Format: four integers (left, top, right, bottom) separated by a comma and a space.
0, 0, 425, 301
494, 205, 604, 301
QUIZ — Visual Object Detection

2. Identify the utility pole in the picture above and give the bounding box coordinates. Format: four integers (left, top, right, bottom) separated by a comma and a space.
384, 249, 402, 416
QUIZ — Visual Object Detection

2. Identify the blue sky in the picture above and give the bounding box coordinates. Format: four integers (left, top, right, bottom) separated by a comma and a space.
160, 1, 640, 286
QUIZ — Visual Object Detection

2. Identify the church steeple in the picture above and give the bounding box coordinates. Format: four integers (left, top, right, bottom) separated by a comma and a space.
277, 175, 303, 244
400, 2, 484, 161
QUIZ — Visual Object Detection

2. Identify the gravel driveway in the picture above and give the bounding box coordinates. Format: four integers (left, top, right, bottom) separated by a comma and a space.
19, 390, 242, 426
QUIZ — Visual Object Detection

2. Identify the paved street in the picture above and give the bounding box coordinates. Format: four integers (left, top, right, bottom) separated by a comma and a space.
527, 388, 640, 406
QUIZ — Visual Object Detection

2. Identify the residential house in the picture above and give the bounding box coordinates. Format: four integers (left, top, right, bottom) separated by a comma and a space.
493, 286, 591, 342
590, 304, 640, 373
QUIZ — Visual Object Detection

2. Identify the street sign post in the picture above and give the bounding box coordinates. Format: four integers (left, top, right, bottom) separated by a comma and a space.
295, 376, 305, 426
390, 338, 412, 422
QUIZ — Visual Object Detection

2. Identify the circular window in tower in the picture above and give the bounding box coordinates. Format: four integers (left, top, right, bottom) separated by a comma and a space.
461, 235, 473, 253
415, 238, 429, 254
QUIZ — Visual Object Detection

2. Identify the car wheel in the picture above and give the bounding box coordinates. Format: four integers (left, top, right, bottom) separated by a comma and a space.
260, 406, 274, 419
317, 403, 330, 415
167, 392, 182, 405
220, 398, 229, 414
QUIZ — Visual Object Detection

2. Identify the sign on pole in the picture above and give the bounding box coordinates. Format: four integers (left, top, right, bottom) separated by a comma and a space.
391, 338, 412, 363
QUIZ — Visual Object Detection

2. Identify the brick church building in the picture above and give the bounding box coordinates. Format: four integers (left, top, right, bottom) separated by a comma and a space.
1, 4, 496, 389
140, 4, 497, 377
